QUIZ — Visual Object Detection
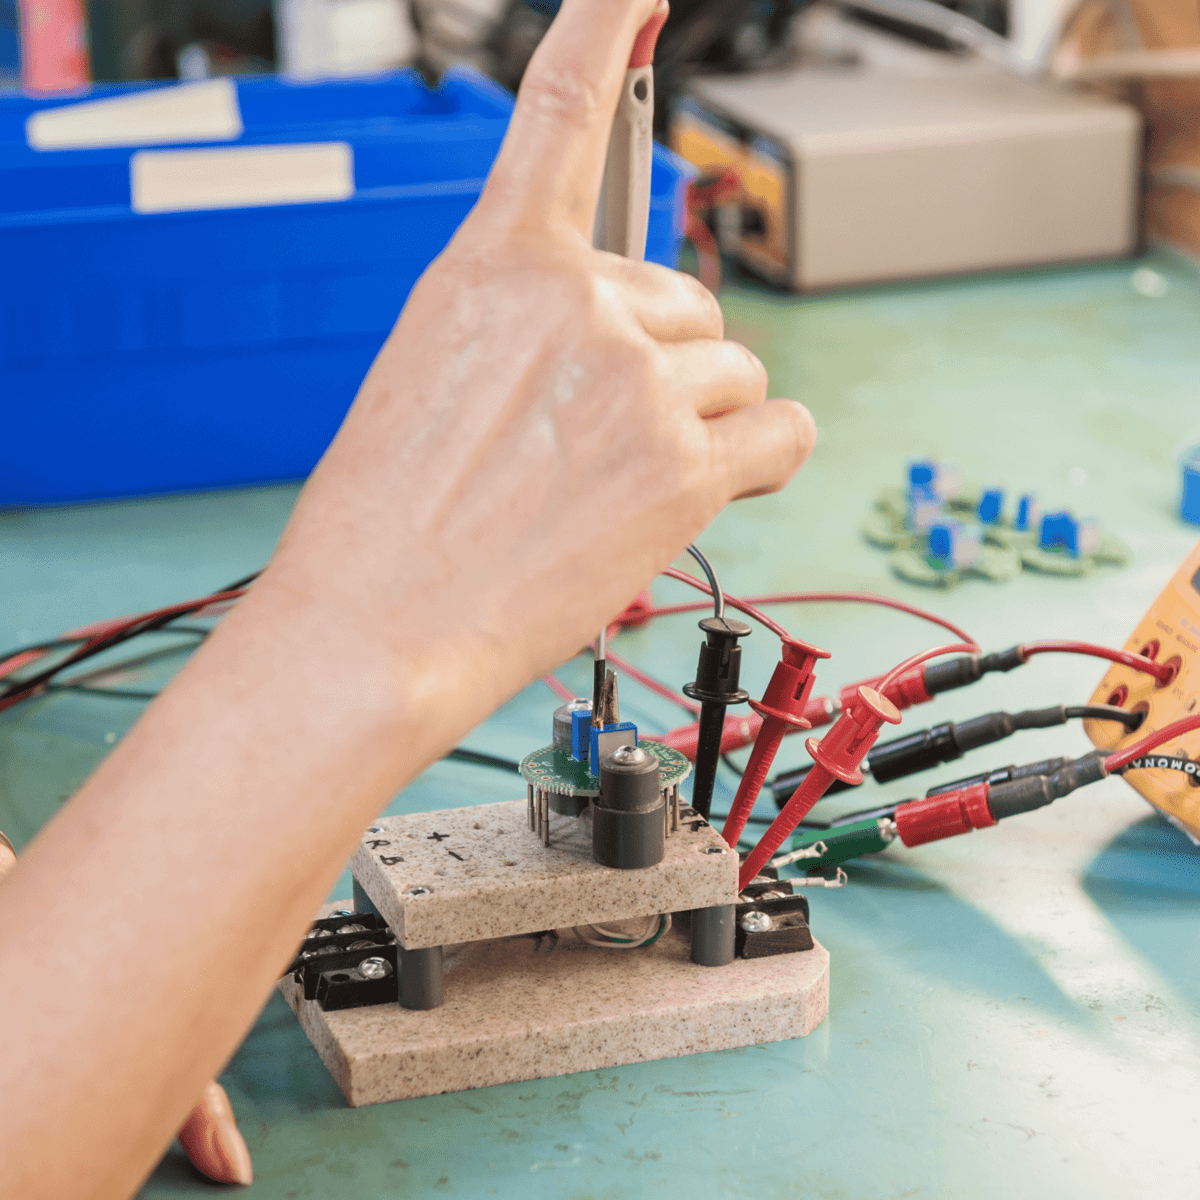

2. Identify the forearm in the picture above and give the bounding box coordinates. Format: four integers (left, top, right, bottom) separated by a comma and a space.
0, 566, 490, 1200
0, 0, 815, 1189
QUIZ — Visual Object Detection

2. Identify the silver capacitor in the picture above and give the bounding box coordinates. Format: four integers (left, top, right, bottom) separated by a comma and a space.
553, 698, 592, 755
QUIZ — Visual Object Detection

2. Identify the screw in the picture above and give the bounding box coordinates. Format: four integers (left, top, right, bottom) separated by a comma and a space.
404, 886, 431, 897
358, 957, 392, 980
611, 744, 647, 765
702, 845, 725, 855
336, 923, 367, 934
740, 911, 772, 933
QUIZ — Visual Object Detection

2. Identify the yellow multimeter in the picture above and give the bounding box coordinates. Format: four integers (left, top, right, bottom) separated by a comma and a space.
1085, 538, 1200, 842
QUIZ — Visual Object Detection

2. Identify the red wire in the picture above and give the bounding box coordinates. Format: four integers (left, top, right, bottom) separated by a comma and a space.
1104, 714, 1200, 772
541, 674, 576, 703
660, 569, 792, 640
876, 642, 981, 696
606, 649, 700, 715
1019, 640, 1174, 684
632, 590, 975, 646
0, 588, 248, 712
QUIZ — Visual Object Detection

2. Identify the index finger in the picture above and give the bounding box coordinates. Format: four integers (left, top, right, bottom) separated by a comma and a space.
477, 0, 667, 240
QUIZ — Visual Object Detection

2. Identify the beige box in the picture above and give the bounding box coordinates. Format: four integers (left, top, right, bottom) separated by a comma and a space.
673, 61, 1141, 290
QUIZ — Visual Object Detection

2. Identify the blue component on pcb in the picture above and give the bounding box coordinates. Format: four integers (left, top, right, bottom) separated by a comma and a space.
928, 520, 981, 570
909, 461, 937, 493
1182, 446, 1200, 526
1015, 494, 1042, 532
977, 489, 1004, 525
1039, 512, 1073, 552
928, 523, 955, 565
1039, 512, 1099, 558
571, 708, 593, 761
590, 722, 638, 776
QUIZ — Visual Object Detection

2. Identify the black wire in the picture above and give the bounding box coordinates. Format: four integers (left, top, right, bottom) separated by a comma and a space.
685, 544, 724, 619
444, 747, 523, 774
220, 570, 262, 591
1065, 705, 1145, 731
0, 625, 210, 677
720, 752, 744, 779
0, 573, 259, 708
46, 684, 160, 701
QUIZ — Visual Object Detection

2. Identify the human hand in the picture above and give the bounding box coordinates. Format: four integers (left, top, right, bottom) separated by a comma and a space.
0, 9, 815, 1194
262, 0, 816, 748
176, 1081, 253, 1187
0, 833, 251, 1188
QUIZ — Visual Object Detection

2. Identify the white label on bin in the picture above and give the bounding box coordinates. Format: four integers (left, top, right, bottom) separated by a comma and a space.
27, 79, 243, 151
130, 142, 355, 214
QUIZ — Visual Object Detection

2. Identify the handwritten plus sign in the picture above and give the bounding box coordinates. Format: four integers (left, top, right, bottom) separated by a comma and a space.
426, 831, 450, 842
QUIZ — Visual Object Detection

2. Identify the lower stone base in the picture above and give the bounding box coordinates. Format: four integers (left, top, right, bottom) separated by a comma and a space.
280, 908, 829, 1107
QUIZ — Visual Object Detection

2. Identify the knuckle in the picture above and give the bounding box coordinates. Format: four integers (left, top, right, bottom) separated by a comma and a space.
732, 340, 768, 393
517, 66, 601, 129
679, 271, 724, 335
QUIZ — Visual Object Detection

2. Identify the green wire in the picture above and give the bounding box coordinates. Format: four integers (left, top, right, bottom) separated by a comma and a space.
641, 914, 670, 947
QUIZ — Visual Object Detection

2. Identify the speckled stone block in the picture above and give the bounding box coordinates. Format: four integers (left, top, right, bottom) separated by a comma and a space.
351, 799, 738, 950
280, 910, 829, 1106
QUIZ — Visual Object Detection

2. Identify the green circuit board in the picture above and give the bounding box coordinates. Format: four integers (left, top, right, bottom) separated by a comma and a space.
519, 741, 691, 798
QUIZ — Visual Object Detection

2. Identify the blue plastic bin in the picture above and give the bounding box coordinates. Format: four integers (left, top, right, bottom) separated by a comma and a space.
0, 70, 693, 506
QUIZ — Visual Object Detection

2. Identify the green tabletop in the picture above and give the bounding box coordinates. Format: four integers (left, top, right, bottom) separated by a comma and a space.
3, 251, 1199, 1200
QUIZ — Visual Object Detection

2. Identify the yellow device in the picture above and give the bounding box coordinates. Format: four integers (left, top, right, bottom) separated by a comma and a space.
1086, 538, 1200, 841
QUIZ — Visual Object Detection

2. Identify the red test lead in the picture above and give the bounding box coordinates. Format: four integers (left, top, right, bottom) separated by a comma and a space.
1104, 712, 1200, 771
738, 685, 902, 888
892, 782, 995, 847
721, 637, 830, 849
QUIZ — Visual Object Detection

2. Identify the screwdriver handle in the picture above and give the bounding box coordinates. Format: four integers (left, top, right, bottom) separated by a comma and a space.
593, 5, 666, 260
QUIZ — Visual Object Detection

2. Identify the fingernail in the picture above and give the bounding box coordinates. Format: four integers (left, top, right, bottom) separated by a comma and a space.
211, 1115, 254, 1187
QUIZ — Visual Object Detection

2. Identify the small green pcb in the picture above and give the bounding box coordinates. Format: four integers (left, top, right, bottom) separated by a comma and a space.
864, 486, 1130, 589
519, 741, 692, 798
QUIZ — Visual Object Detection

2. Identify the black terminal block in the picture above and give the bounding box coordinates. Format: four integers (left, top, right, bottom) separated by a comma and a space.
738, 876, 794, 900
315, 949, 399, 1011
284, 912, 398, 1009
734, 894, 814, 959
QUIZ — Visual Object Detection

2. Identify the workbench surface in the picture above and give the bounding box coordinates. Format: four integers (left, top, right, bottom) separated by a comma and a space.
3, 252, 1199, 1200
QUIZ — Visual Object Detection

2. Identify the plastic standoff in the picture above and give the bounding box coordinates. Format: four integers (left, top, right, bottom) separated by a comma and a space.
593, 745, 666, 869
399, 945, 444, 1010
690, 903, 736, 967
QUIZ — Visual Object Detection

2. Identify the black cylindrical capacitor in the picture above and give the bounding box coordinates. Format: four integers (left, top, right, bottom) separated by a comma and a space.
593, 745, 665, 869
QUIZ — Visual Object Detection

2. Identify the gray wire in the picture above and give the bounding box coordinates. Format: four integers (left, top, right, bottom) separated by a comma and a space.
686, 544, 725, 619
